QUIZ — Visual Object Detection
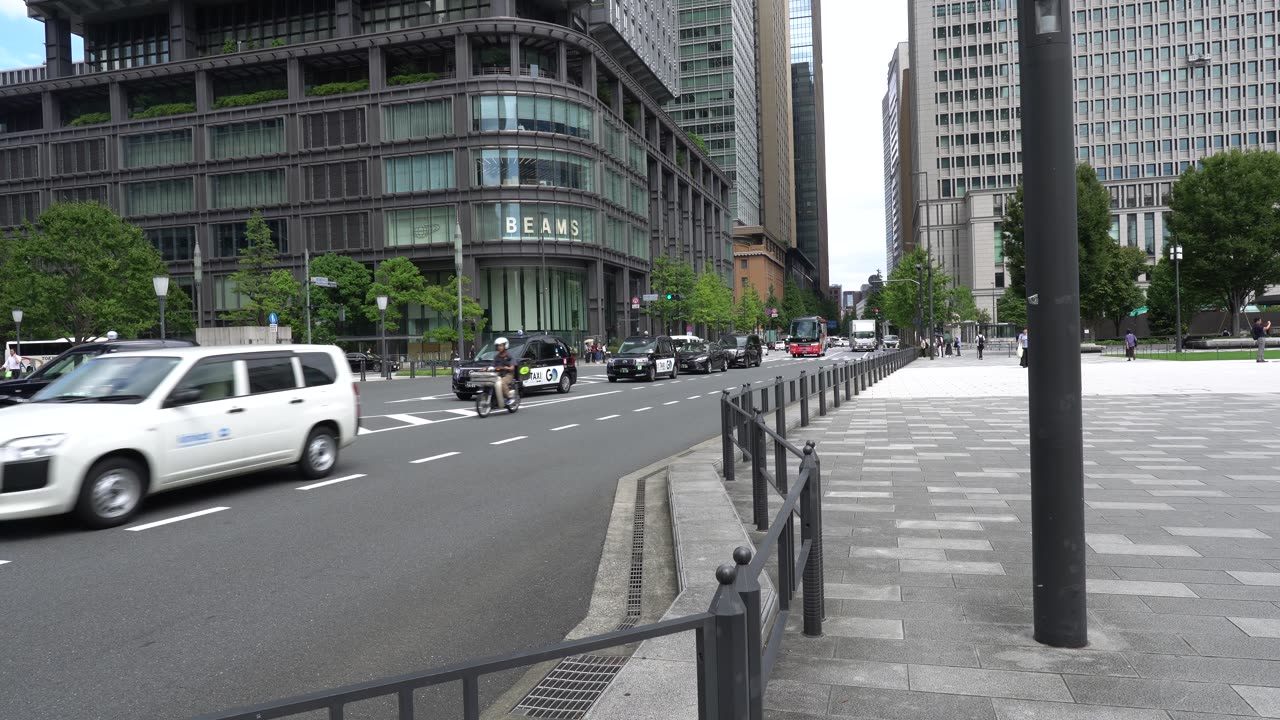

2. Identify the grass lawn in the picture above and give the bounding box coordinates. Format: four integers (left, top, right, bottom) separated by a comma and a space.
1139, 349, 1280, 361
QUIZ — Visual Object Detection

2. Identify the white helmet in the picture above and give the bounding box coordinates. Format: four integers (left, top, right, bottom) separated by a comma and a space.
495, 336, 509, 347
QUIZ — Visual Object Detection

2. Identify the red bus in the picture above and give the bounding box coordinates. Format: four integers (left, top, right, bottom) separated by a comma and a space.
788, 316, 827, 357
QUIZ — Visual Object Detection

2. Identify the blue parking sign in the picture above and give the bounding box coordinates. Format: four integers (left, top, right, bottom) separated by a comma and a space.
268, 312, 279, 325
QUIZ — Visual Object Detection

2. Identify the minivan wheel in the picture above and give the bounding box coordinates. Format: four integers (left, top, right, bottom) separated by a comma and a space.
299, 426, 339, 480
646, 365, 657, 382
557, 373, 572, 394
75, 457, 145, 529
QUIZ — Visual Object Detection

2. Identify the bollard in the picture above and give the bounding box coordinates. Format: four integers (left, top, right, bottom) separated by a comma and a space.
774, 377, 785, 442
360, 358, 367, 382
410, 361, 416, 380
706, 564, 751, 719
721, 390, 736, 483
732, 547, 764, 720
751, 412, 768, 531
759, 386, 769, 414
818, 367, 827, 416
789, 378, 796, 403
799, 443, 825, 637
859, 361, 867, 393
739, 388, 753, 463
799, 370, 809, 427
831, 366, 840, 409
844, 362, 852, 400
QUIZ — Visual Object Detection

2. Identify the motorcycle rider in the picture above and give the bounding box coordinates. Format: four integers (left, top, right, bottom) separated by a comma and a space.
493, 337, 516, 407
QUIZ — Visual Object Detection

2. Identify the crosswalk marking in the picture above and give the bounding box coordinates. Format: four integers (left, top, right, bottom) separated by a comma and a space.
385, 413, 432, 426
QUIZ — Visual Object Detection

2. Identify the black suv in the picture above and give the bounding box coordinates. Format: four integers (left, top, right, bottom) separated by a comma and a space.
677, 340, 730, 374
0, 338, 197, 406
720, 333, 763, 368
452, 334, 577, 400
608, 335, 678, 382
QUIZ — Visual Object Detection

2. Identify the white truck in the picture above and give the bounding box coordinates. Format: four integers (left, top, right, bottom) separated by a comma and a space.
850, 320, 878, 352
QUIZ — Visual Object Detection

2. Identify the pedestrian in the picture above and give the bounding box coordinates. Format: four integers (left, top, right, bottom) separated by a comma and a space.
1124, 328, 1138, 361
944, 336, 952, 356
1018, 328, 1029, 368
976, 333, 986, 360
583, 338, 594, 363
920, 337, 929, 358
1253, 317, 1272, 363
3, 348, 21, 379
954, 337, 962, 357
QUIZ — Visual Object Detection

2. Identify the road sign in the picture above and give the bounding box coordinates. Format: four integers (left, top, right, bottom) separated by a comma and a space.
685, 325, 693, 334
268, 312, 278, 325
642, 293, 659, 302
310, 276, 337, 288
269, 323, 278, 334
631, 296, 640, 310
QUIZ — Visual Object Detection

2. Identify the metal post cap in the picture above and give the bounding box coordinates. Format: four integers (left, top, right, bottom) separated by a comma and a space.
716, 564, 738, 585
803, 442, 815, 454
733, 546, 754, 565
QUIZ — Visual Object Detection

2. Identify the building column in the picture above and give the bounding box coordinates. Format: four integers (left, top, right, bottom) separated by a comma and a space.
510, 35, 521, 77
454, 33, 471, 80
169, 0, 197, 62
44, 15, 73, 79
336, 0, 362, 37
621, 266, 632, 337
41, 91, 60, 131
287, 57, 305, 100
557, 42, 568, 83
594, 258, 606, 340
194, 69, 212, 113
490, 0, 515, 15
109, 82, 128, 123
582, 54, 596, 96
368, 46, 385, 92
612, 78, 624, 116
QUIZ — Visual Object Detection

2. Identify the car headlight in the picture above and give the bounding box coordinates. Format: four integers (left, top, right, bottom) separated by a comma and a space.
3, 434, 66, 462
695, 356, 708, 363
636, 359, 649, 366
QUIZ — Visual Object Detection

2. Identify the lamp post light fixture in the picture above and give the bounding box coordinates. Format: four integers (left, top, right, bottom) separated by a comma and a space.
193, 240, 203, 330
153, 276, 170, 340
376, 294, 389, 379
11, 309, 22, 357
1172, 244, 1184, 352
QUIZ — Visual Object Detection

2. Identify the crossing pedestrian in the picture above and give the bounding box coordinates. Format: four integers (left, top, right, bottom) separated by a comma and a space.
954, 337, 962, 357
1253, 318, 1272, 363
1018, 328, 1029, 368
3, 348, 21, 379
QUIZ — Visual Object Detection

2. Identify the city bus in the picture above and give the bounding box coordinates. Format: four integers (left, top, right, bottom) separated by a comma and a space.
788, 316, 827, 357
5, 337, 104, 367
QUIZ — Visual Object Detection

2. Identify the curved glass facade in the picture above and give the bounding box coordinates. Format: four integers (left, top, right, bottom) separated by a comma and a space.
474, 202, 596, 245
479, 265, 587, 335
474, 148, 594, 191
472, 95, 594, 139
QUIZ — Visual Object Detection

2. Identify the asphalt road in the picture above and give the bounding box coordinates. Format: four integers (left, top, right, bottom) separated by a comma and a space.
0, 347, 871, 719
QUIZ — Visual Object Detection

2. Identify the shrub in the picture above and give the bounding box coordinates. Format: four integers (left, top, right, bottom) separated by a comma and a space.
271, 39, 285, 48
131, 102, 196, 119
68, 112, 111, 127
686, 132, 708, 155
222, 39, 237, 54
306, 80, 370, 97
212, 89, 289, 109
387, 72, 440, 86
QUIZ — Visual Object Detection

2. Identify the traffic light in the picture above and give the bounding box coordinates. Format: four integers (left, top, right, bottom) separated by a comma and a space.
664, 293, 682, 301
873, 308, 881, 317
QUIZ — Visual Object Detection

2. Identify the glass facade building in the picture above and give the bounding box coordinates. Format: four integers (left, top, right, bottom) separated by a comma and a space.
4, 0, 731, 347
789, 0, 829, 290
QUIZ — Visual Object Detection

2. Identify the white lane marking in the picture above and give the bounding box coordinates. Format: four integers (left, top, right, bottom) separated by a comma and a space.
551, 424, 579, 431
444, 408, 479, 417
386, 394, 451, 404
598, 414, 620, 420
385, 413, 433, 426
297, 473, 368, 490
126, 506, 229, 531
411, 452, 461, 464
670, 380, 682, 383
688, 396, 702, 400
708, 392, 721, 396
0, 560, 9, 566
521, 390, 622, 408
664, 401, 680, 406
635, 407, 652, 412
491, 436, 528, 445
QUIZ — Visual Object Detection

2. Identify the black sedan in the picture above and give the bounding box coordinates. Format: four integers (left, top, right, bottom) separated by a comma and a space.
677, 341, 730, 374
346, 352, 400, 374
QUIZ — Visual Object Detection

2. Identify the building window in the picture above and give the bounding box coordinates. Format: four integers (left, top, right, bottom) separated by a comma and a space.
630, 183, 648, 216
473, 148, 594, 191
0, 146, 38, 181
473, 202, 597, 245
740, 258, 748, 269
124, 178, 194, 217
123, 130, 193, 169
302, 160, 368, 201
383, 99, 453, 141
995, 272, 1005, 288
631, 226, 649, 261
385, 205, 457, 246
384, 152, 455, 194
1126, 214, 1138, 248
146, 226, 196, 262
209, 169, 287, 209
214, 276, 245, 311
741, 276, 748, 289
54, 185, 108, 205
362, 0, 488, 32
52, 140, 106, 175
210, 119, 285, 160
86, 13, 169, 71
212, 218, 287, 257
1144, 212, 1156, 255
471, 95, 593, 140
302, 108, 366, 149
1110, 215, 1121, 243
197, 0, 334, 56
305, 213, 368, 251
478, 265, 587, 334
993, 222, 1003, 263
0, 191, 39, 227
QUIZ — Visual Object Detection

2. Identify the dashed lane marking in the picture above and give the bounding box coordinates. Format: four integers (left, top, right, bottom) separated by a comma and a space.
688, 396, 702, 400
635, 407, 652, 412
664, 401, 680, 406
597, 414, 620, 420
126, 506, 230, 532
297, 473, 367, 490
551, 424, 579, 431
385, 413, 434, 426
411, 452, 461, 464
491, 436, 528, 446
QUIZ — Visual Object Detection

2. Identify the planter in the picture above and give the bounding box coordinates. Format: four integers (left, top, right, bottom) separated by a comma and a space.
212, 89, 289, 109
306, 80, 370, 97
68, 112, 110, 127
131, 102, 196, 119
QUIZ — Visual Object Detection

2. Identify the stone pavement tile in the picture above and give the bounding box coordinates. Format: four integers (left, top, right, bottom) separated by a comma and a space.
831, 599, 966, 621
839, 570, 956, 588
770, 653, 909, 691
1228, 617, 1280, 638
1086, 630, 1195, 655
778, 634, 839, 659
762, 679, 832, 716
1184, 582, 1280, 601
822, 617, 905, 640
1088, 594, 1161, 613
833, 637, 980, 668
976, 645, 1137, 677
1086, 502, 1178, 511
1111, 568, 1237, 585
824, 582, 902, 601
828, 685, 997, 719
992, 699, 1171, 720
1087, 543, 1202, 557
1141, 596, 1280, 618
1231, 685, 1280, 718
1092, 611, 1245, 635
1123, 652, 1280, 686
1155, 556, 1280, 572
907, 664, 1073, 702
1227, 570, 1280, 586
1168, 713, 1263, 720
903, 619, 1040, 647
899, 559, 1006, 575
900, 585, 1027, 607
962, 604, 1035, 626
1089, 580, 1198, 598
1183, 634, 1280, 660
1062, 676, 1256, 714
764, 711, 827, 720
852, 547, 947, 560
1164, 527, 1271, 539
898, 537, 995, 551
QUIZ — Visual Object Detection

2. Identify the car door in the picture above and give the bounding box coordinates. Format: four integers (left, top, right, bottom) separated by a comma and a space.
236, 354, 304, 468
655, 338, 676, 376
524, 341, 559, 390
154, 358, 250, 485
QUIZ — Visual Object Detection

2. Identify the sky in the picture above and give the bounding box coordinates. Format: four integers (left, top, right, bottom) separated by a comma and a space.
0, 1, 903, 295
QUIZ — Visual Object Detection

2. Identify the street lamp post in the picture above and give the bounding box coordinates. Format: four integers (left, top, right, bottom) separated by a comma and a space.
1172, 245, 1184, 352
376, 294, 389, 379
11, 309, 22, 357
454, 222, 465, 360
193, 241, 203, 331
1019, 0, 1086, 649
915, 264, 925, 345
153, 276, 170, 340
910, 169, 935, 359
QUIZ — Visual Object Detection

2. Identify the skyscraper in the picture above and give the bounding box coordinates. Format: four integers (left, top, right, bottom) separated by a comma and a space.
789, 0, 829, 291
883, 41, 914, 274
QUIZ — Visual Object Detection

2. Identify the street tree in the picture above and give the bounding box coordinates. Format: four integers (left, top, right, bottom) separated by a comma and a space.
689, 270, 734, 334
763, 287, 781, 331
1167, 150, 1280, 334
879, 248, 952, 338
946, 285, 982, 323
646, 255, 696, 332
366, 256, 427, 332
1146, 253, 1207, 338
422, 275, 488, 358
221, 211, 302, 327
0, 202, 194, 342
1094, 244, 1148, 336
779, 276, 808, 327
309, 253, 372, 345
735, 282, 766, 332
997, 294, 1027, 328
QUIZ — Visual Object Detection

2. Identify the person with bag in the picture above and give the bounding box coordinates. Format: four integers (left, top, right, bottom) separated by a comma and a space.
3, 348, 22, 379
976, 333, 986, 360
1124, 329, 1138, 361
1018, 328, 1029, 368
1253, 318, 1272, 363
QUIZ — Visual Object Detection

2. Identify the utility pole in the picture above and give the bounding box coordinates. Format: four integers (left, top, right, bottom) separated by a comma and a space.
1019, 0, 1086, 649
454, 222, 465, 359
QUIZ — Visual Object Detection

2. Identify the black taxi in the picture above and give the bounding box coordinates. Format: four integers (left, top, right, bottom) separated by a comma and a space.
607, 335, 678, 382
452, 334, 577, 400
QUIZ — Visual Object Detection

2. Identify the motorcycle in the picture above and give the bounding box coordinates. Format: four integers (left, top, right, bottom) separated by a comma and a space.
468, 369, 521, 417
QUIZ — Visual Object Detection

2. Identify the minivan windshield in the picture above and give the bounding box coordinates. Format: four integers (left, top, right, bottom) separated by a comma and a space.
720, 335, 748, 348
475, 339, 530, 361
32, 356, 180, 403
618, 338, 658, 355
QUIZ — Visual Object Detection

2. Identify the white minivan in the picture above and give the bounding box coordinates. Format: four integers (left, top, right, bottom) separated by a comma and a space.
0, 345, 358, 528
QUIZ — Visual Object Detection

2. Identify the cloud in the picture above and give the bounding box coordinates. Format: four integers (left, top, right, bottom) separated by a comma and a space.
0, 0, 27, 20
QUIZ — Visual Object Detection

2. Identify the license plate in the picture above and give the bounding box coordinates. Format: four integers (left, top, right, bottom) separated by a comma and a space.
619, 369, 630, 374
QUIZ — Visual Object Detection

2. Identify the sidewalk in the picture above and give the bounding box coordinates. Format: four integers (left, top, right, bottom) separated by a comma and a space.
736, 352, 1280, 720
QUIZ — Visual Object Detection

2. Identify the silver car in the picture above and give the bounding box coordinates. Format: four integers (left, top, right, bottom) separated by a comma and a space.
883, 335, 900, 349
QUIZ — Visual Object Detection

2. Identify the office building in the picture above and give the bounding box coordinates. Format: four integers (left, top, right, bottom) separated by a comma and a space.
2, 0, 732, 349
883, 41, 914, 273
789, 0, 828, 291
896, 0, 1280, 323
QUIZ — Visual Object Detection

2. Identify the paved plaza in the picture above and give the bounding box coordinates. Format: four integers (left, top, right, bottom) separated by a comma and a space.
745, 352, 1280, 720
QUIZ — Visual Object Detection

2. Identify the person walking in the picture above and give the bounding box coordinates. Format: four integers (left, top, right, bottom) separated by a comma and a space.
944, 336, 953, 356
1253, 317, 1272, 363
1124, 328, 1138, 361
976, 333, 986, 360
954, 337, 962, 357
920, 337, 929, 358
4, 348, 21, 379
1018, 328, 1029, 368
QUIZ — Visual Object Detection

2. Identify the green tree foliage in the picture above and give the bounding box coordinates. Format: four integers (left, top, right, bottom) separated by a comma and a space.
308, 253, 372, 345
1094, 244, 1149, 336
422, 275, 488, 356
763, 287, 781, 329
735, 282, 766, 332
0, 202, 191, 342
946, 285, 982, 323
689, 270, 735, 333
879, 248, 951, 337
997, 294, 1027, 328
1000, 185, 1026, 296
222, 211, 301, 327
779, 276, 808, 328
646, 255, 697, 332
1146, 253, 1207, 338
366, 256, 427, 332
1167, 150, 1280, 334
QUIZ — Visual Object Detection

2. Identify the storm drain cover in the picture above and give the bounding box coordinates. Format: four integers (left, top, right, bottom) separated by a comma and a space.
510, 655, 628, 718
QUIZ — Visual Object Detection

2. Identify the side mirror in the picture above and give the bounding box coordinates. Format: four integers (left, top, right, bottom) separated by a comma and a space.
166, 387, 202, 408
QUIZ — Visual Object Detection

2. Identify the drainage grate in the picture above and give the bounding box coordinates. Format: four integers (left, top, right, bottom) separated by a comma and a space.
513, 477, 648, 717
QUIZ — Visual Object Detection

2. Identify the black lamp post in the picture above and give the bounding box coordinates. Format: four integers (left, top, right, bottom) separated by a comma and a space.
153, 276, 170, 340
376, 294, 389, 379
1172, 245, 1184, 352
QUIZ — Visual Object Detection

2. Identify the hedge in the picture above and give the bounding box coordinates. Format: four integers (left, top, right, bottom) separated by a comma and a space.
213, 89, 289, 109
387, 72, 440, 86
131, 102, 196, 119
68, 112, 111, 127
306, 80, 369, 97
